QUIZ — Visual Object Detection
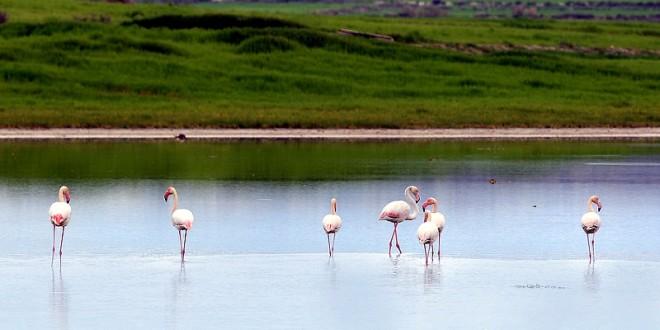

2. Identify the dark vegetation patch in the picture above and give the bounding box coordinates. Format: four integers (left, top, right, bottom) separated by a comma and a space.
1, 67, 51, 83
236, 35, 297, 53
128, 13, 304, 30
0, 21, 94, 38
456, 78, 489, 88
639, 29, 660, 37
390, 30, 430, 43
0, 11, 7, 25
522, 79, 560, 89
500, 20, 552, 30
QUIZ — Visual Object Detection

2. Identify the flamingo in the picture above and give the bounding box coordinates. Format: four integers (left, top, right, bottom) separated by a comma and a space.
417, 211, 439, 266
322, 198, 342, 257
581, 195, 602, 264
378, 186, 421, 256
164, 186, 194, 261
49, 186, 71, 266
421, 197, 446, 258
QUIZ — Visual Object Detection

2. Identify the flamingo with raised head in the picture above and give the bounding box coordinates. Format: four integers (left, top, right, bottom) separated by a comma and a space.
164, 186, 194, 261
322, 198, 342, 257
421, 197, 446, 258
49, 186, 71, 266
378, 186, 421, 256
417, 211, 439, 266
581, 195, 602, 264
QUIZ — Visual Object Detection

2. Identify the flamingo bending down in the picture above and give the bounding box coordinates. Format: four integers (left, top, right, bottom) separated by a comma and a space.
164, 186, 194, 261
322, 198, 342, 257
417, 211, 439, 266
581, 195, 602, 264
378, 186, 421, 256
421, 197, 446, 258
49, 186, 71, 266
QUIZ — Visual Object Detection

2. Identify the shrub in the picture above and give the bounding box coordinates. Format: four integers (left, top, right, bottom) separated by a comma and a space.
129, 14, 303, 30
236, 36, 297, 54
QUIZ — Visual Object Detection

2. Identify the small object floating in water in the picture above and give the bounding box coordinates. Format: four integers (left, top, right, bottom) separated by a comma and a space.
175, 133, 187, 141
489, 178, 497, 184
533, 205, 537, 208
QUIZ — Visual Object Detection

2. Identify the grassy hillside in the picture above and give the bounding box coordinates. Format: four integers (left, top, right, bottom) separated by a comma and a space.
0, 0, 659, 128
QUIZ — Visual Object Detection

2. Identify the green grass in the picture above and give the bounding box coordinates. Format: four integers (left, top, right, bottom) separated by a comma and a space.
0, 0, 659, 128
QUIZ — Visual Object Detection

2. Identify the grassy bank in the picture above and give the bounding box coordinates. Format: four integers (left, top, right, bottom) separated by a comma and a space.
0, 0, 659, 128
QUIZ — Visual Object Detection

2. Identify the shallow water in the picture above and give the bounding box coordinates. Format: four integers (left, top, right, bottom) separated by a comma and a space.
0, 140, 659, 328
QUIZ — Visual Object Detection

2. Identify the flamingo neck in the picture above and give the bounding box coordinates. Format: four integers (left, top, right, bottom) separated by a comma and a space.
57, 188, 66, 202
330, 200, 337, 215
171, 190, 179, 213
405, 189, 418, 220
588, 200, 595, 213
432, 201, 438, 213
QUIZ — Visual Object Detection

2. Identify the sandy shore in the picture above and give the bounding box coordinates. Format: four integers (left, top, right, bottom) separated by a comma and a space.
0, 128, 659, 140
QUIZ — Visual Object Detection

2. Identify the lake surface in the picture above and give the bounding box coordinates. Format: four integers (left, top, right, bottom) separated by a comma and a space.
1, 140, 659, 329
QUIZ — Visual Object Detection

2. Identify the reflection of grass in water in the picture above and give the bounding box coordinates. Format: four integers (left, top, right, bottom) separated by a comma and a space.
0, 141, 658, 180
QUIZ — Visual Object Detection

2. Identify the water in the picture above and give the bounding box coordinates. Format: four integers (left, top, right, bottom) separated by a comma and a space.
1, 140, 659, 329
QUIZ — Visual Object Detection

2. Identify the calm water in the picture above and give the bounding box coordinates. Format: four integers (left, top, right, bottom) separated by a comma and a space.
1, 140, 659, 329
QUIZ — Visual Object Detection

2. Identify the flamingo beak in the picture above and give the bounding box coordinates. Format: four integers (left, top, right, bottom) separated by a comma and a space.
65, 192, 71, 204
597, 203, 602, 212
415, 193, 421, 204
164, 192, 170, 202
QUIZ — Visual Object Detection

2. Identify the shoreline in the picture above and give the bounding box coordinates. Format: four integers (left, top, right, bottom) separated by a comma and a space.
0, 128, 659, 141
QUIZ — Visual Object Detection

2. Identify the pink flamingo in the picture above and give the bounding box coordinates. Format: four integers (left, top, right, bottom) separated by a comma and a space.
421, 197, 446, 259
378, 186, 421, 256
417, 211, 439, 266
581, 195, 602, 264
164, 186, 194, 261
49, 186, 71, 266
322, 198, 342, 257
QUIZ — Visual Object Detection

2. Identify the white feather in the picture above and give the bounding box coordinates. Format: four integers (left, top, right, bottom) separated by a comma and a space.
172, 209, 194, 230
417, 221, 439, 244
581, 211, 601, 230
48, 202, 71, 227
322, 214, 342, 233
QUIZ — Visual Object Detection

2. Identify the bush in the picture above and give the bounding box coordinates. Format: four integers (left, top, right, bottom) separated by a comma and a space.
129, 14, 303, 30
236, 36, 297, 54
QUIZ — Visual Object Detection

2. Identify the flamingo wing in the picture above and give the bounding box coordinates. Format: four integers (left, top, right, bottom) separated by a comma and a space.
431, 212, 446, 232
417, 222, 439, 244
172, 209, 194, 230
379, 201, 410, 222
581, 211, 601, 233
49, 202, 71, 226
322, 214, 342, 233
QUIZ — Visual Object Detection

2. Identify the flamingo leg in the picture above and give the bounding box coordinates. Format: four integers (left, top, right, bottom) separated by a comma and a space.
178, 230, 183, 259
327, 233, 332, 257
332, 233, 336, 256
438, 233, 442, 258
388, 225, 397, 256
586, 233, 592, 264
51, 225, 56, 266
394, 223, 402, 254
424, 243, 429, 266
183, 230, 188, 261
58, 227, 65, 267
591, 234, 596, 264
431, 242, 435, 263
